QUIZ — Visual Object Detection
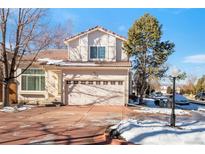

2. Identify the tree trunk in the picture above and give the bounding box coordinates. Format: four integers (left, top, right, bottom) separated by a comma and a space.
139, 93, 143, 104
139, 85, 145, 104
2, 81, 10, 107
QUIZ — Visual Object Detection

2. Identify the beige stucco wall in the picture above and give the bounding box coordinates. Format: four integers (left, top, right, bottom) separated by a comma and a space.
16, 66, 130, 106
46, 70, 62, 101
62, 68, 129, 105
68, 30, 128, 62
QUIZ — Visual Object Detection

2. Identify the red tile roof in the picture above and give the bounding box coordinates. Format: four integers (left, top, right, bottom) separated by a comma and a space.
23, 49, 68, 61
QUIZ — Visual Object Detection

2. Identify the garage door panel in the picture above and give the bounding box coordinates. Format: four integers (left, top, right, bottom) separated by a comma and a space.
67, 81, 124, 105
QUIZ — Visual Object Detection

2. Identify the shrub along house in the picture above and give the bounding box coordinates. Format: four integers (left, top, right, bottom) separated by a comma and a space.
17, 26, 132, 105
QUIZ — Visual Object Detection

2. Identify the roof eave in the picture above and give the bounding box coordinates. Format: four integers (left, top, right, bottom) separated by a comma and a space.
64, 26, 127, 44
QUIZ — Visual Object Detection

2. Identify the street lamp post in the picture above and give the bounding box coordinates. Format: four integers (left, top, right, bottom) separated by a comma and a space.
170, 68, 179, 127
170, 76, 176, 127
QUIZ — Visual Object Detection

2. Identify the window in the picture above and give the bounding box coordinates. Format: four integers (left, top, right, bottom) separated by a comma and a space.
90, 47, 97, 59
103, 81, 108, 85
98, 47, 105, 58
96, 81, 101, 85
74, 81, 79, 84
90, 46, 105, 59
118, 81, 123, 85
67, 81, 72, 84
81, 81, 86, 84
88, 81, 93, 85
110, 81, 116, 85
21, 69, 45, 91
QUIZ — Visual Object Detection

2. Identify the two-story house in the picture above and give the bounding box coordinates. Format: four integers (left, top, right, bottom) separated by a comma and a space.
17, 26, 131, 105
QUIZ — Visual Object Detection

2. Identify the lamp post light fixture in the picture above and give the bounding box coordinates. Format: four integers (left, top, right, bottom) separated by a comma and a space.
170, 68, 180, 127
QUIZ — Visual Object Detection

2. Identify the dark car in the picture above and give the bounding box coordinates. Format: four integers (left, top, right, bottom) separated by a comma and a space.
195, 92, 205, 101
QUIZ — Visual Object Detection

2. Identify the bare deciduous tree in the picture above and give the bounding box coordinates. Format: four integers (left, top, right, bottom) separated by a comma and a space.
180, 74, 197, 95
0, 8, 51, 107
49, 19, 73, 49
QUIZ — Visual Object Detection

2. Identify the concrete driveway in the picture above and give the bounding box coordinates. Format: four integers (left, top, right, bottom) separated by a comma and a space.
0, 105, 137, 145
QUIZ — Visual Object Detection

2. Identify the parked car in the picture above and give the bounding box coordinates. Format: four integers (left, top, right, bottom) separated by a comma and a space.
128, 95, 139, 106
166, 93, 190, 105
150, 92, 169, 107
195, 92, 205, 101
150, 92, 163, 99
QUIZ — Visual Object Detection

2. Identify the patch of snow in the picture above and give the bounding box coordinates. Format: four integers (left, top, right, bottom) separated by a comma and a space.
39, 125, 54, 130
105, 119, 121, 125
0, 105, 34, 113
90, 118, 120, 126
74, 123, 85, 128
47, 60, 63, 65
198, 108, 205, 112
136, 107, 190, 115
139, 98, 205, 114
38, 58, 63, 65
17, 106, 29, 111
0, 107, 15, 112
113, 119, 205, 144
59, 62, 97, 66
20, 124, 31, 128
38, 58, 99, 66
29, 134, 55, 144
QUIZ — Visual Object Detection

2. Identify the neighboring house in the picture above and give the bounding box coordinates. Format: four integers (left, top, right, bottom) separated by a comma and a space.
160, 85, 181, 94
160, 85, 168, 94
17, 26, 131, 105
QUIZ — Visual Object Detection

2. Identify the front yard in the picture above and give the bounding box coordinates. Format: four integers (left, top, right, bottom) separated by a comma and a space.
0, 100, 205, 145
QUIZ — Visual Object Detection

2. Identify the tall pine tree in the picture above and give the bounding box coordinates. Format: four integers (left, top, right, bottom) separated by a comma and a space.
124, 13, 175, 104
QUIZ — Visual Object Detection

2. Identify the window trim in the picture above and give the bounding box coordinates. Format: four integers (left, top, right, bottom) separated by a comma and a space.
89, 45, 106, 60
21, 68, 46, 92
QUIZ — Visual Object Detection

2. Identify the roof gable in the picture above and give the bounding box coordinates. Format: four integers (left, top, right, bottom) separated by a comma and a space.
64, 26, 127, 44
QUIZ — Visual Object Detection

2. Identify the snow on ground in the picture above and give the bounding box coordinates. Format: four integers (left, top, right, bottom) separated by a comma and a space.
134, 98, 190, 115
0, 106, 15, 112
37, 58, 63, 65
176, 103, 205, 112
133, 98, 205, 115
0, 105, 35, 113
136, 107, 190, 115
113, 119, 205, 144
29, 134, 56, 144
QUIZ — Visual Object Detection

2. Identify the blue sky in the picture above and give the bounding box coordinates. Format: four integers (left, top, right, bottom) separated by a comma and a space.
49, 8, 205, 78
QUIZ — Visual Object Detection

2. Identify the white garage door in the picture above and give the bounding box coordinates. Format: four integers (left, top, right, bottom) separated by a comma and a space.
66, 80, 125, 105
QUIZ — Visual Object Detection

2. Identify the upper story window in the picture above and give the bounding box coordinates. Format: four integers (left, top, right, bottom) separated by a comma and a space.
90, 46, 105, 59
21, 68, 45, 91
